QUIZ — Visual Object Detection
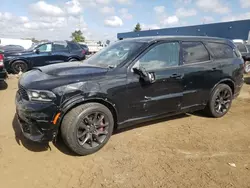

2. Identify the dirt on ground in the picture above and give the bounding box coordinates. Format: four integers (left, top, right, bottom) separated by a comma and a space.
1, 76, 250, 188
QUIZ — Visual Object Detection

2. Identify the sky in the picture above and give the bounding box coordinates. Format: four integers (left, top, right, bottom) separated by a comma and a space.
0, 0, 250, 41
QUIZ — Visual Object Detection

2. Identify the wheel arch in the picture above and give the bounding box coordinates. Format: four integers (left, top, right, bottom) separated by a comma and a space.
68, 56, 80, 61
58, 98, 118, 130
211, 78, 235, 95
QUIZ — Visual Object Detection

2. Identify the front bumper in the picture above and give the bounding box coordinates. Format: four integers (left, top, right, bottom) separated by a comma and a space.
0, 69, 7, 81
15, 91, 59, 143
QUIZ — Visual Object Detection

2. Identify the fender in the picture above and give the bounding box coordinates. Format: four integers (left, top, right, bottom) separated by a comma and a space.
57, 95, 118, 126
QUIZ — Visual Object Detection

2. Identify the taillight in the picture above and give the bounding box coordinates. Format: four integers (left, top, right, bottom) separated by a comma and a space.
82, 49, 86, 54
0, 54, 3, 67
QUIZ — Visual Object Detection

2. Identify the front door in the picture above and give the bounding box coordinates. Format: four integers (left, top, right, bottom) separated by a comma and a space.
32, 43, 52, 67
126, 41, 183, 119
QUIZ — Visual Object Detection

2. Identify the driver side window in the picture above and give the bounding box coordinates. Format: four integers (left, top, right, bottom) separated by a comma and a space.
37, 43, 52, 52
136, 42, 180, 71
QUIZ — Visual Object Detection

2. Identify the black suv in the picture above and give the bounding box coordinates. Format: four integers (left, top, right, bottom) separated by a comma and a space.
4, 41, 85, 74
16, 36, 244, 155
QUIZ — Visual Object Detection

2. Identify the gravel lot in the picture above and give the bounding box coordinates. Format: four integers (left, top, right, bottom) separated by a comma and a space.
1, 76, 250, 188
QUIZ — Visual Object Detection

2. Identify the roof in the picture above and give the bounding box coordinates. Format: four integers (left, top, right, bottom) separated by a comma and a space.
121, 35, 229, 43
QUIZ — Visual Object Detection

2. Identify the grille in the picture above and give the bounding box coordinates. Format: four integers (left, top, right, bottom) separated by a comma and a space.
18, 86, 29, 101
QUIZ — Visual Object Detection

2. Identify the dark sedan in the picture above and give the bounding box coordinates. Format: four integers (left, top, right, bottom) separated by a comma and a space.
4, 41, 86, 74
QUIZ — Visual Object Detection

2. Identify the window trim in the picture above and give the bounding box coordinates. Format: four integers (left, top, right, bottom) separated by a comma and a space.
129, 40, 181, 72
181, 41, 211, 65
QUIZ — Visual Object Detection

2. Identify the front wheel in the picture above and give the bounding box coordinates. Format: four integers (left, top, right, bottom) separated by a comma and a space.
11, 60, 28, 74
205, 84, 233, 118
61, 103, 114, 156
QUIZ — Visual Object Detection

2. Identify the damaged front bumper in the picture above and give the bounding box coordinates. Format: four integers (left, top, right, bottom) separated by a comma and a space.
15, 92, 59, 143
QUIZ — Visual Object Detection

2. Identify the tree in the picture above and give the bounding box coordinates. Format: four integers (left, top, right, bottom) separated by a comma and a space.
71, 30, 85, 42
134, 23, 141, 32
106, 40, 110, 45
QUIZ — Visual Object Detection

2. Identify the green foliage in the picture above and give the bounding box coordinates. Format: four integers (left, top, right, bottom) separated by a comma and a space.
71, 30, 85, 42
134, 23, 141, 32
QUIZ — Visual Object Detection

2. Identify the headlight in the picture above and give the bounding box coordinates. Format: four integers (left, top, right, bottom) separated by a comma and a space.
27, 90, 56, 102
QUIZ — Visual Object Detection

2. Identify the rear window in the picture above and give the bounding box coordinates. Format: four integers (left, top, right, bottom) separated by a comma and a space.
182, 41, 210, 64
236, 44, 247, 53
206, 42, 236, 59
68, 42, 81, 51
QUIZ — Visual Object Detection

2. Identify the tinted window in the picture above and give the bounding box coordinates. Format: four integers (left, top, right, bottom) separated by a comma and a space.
37, 43, 52, 52
137, 42, 180, 71
68, 42, 81, 51
206, 42, 235, 59
182, 42, 210, 64
53, 42, 68, 52
236, 44, 247, 53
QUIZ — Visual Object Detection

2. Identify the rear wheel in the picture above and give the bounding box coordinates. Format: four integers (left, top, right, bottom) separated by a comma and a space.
244, 61, 250, 73
68, 58, 78, 62
206, 84, 233, 118
11, 60, 28, 74
61, 103, 114, 156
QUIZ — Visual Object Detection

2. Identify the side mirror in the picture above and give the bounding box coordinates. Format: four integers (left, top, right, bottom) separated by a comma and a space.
133, 67, 156, 83
34, 49, 40, 54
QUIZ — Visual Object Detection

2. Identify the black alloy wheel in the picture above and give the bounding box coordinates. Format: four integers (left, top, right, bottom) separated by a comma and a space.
61, 103, 114, 156
214, 89, 231, 114
206, 84, 233, 118
76, 112, 109, 149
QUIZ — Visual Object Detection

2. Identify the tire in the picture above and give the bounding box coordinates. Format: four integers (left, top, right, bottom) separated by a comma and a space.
61, 103, 114, 156
244, 61, 250, 74
68, 58, 78, 62
11, 60, 28, 74
205, 84, 233, 118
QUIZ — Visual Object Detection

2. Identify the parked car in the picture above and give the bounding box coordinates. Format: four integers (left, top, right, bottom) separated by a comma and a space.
233, 42, 250, 73
4, 41, 86, 74
16, 36, 244, 155
0, 44, 25, 53
79, 44, 89, 55
0, 50, 7, 81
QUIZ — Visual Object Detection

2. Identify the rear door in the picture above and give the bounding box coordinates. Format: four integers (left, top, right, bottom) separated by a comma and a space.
68, 42, 84, 60
179, 41, 222, 109
51, 41, 70, 63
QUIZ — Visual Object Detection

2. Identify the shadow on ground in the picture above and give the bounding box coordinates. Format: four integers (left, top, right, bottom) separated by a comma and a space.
0, 81, 8, 90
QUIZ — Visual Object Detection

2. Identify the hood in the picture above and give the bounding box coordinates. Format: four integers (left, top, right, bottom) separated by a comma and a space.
4, 50, 33, 57
19, 61, 109, 90
35, 61, 108, 76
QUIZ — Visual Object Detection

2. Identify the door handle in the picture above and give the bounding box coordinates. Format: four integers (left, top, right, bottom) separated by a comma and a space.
212, 67, 217, 71
170, 74, 182, 79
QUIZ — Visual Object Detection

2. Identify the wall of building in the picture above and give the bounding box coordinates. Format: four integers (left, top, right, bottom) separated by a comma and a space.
0, 38, 32, 49
117, 20, 250, 41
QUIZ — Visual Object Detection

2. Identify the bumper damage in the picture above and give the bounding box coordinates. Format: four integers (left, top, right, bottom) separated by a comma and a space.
16, 92, 59, 143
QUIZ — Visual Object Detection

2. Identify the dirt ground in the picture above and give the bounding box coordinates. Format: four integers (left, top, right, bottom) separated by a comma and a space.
1, 76, 250, 188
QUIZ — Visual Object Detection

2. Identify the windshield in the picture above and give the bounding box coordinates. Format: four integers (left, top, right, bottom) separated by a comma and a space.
85, 40, 145, 68
27, 43, 40, 51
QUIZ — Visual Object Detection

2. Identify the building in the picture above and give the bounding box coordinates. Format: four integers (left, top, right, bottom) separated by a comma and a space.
0, 38, 32, 49
117, 20, 250, 41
